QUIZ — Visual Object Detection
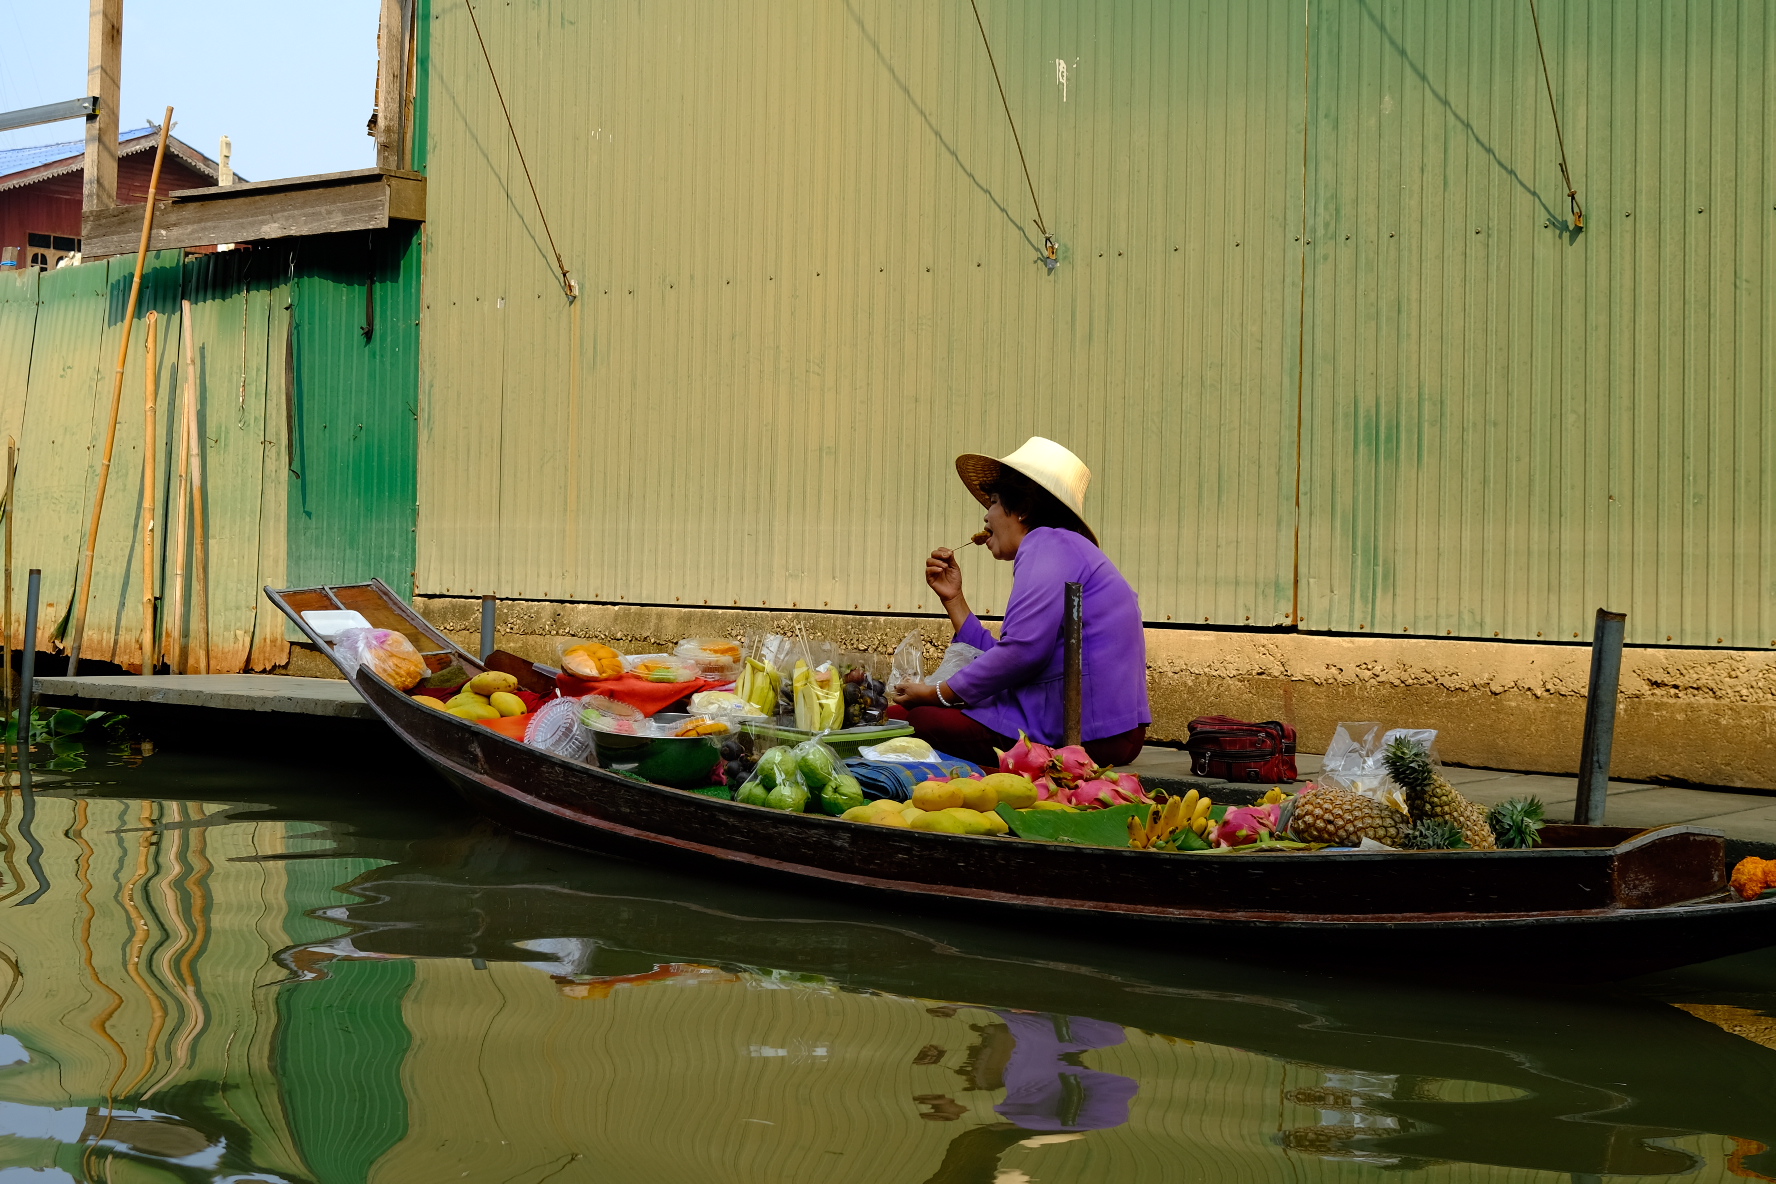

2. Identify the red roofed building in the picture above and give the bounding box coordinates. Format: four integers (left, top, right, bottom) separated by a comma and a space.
0, 125, 234, 270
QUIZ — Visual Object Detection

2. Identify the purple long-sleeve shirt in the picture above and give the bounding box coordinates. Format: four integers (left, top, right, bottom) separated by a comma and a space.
946, 527, 1150, 745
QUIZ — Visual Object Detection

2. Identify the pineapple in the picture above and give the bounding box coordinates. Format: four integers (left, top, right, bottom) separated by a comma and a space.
1402, 817, 1469, 850
1285, 786, 1410, 847
1487, 796, 1546, 849
1382, 737, 1496, 850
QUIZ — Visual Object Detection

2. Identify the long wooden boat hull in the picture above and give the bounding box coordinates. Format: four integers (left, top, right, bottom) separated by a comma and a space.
268, 581, 1776, 979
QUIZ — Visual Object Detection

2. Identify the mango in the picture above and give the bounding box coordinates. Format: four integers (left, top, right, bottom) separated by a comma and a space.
868, 810, 911, 828
413, 696, 449, 710
979, 772, 1038, 810
899, 806, 927, 824
909, 810, 967, 834
940, 808, 992, 836
446, 691, 490, 711
911, 779, 964, 812
469, 671, 519, 697
957, 779, 998, 812
841, 805, 877, 823
489, 691, 526, 717
448, 702, 500, 721
1029, 800, 1078, 812
979, 810, 1009, 836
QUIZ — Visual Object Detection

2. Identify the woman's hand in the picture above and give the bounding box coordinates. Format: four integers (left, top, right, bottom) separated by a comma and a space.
925, 548, 963, 603
891, 681, 942, 709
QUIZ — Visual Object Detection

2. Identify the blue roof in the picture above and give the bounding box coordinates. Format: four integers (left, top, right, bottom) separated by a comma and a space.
0, 126, 157, 179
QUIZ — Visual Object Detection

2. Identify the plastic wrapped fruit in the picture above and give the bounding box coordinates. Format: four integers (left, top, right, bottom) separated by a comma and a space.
562, 643, 623, 679
336, 627, 428, 691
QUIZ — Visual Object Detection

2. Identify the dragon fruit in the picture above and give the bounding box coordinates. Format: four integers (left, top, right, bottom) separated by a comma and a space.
1216, 804, 1281, 848
1052, 745, 1095, 783
1000, 732, 1054, 780
1073, 779, 1122, 809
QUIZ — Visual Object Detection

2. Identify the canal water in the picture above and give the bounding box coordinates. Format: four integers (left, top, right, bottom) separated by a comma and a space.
2, 736, 1775, 1184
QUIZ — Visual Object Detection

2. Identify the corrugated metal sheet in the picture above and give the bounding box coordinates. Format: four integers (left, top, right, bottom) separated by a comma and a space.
1298, 0, 1775, 647
418, 0, 1304, 625
0, 233, 420, 670
7, 249, 294, 672
286, 226, 422, 598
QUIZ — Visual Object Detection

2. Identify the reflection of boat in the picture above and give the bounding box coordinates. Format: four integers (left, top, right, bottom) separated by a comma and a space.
310, 840, 1776, 1180
267, 581, 1776, 979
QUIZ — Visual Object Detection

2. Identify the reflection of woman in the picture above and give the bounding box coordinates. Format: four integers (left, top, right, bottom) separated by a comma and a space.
890, 438, 1150, 768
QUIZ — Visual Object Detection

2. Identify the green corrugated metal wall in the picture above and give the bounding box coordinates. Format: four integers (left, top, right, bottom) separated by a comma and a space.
288, 227, 422, 597
0, 233, 419, 670
414, 0, 1775, 650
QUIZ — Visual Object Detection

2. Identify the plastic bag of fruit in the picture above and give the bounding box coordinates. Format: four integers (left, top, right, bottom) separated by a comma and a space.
737, 744, 807, 811
333, 627, 427, 691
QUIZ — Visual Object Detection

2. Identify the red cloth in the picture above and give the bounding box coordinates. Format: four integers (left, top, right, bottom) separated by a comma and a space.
886, 705, 1146, 769
476, 713, 533, 741
554, 671, 719, 717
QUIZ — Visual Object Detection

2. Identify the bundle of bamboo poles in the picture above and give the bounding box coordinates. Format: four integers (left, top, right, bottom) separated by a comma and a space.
57, 107, 210, 676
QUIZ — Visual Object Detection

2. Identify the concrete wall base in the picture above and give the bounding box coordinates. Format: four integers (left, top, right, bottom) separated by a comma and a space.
404, 598, 1776, 791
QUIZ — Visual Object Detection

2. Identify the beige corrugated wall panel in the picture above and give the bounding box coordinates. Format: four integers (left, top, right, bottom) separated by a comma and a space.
1299, 1, 1775, 648
4, 253, 290, 671
419, 0, 1303, 624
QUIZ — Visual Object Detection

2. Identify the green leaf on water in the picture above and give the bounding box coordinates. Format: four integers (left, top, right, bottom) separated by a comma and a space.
49, 709, 90, 736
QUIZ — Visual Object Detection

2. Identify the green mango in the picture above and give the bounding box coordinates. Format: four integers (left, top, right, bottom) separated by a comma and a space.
820, 773, 866, 817
765, 779, 810, 812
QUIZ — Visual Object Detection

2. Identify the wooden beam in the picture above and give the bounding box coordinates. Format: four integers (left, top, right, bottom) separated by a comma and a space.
82, 0, 122, 213
81, 175, 426, 258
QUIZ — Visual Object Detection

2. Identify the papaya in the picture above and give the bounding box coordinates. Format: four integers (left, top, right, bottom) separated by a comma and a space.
469, 671, 519, 697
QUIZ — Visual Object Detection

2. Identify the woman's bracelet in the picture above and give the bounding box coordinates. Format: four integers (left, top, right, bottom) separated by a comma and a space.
934, 682, 957, 708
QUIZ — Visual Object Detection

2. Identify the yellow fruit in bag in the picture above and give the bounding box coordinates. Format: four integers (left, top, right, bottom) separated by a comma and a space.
469, 671, 518, 696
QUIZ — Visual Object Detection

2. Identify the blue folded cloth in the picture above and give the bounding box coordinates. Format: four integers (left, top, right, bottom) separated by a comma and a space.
844, 753, 986, 802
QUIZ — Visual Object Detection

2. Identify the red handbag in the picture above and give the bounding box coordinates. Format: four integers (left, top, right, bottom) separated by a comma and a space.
1183, 716, 1298, 783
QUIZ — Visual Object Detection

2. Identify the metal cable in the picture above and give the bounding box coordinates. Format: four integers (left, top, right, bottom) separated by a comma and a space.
463, 0, 579, 297
1528, 0, 1584, 231
966, 0, 1057, 262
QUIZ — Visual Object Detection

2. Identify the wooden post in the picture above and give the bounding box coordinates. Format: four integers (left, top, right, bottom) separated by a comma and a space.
67, 108, 171, 677
375, 0, 411, 171
2, 439, 12, 711
1062, 581, 1083, 747
140, 310, 158, 674
82, 0, 123, 215
19, 570, 39, 724
1574, 609, 1627, 826
165, 302, 195, 671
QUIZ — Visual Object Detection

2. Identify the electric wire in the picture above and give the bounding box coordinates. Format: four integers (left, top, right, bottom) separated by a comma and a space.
1528, 0, 1584, 231
965, 0, 1056, 260
462, 0, 579, 297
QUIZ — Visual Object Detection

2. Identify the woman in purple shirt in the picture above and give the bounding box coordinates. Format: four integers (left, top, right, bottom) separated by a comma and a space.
890, 438, 1150, 768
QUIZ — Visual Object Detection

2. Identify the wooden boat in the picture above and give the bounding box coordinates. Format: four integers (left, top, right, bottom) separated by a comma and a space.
266, 579, 1776, 978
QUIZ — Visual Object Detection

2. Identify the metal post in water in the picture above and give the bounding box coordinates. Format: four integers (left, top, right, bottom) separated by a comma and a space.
480, 595, 496, 662
18, 568, 39, 726
1574, 608, 1626, 826
1062, 581, 1083, 747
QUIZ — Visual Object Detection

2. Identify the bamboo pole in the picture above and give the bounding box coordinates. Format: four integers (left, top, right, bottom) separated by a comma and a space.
67, 107, 172, 677
188, 358, 210, 675
140, 311, 158, 674
166, 303, 195, 672
3, 438, 13, 710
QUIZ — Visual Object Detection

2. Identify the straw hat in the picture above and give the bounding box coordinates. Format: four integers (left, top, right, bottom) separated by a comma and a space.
955, 436, 1097, 547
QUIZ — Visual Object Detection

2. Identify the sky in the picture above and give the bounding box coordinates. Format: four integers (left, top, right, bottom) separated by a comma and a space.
0, 0, 379, 181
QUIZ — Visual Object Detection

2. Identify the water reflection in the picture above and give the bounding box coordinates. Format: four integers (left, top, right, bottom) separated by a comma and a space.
1, 746, 1775, 1183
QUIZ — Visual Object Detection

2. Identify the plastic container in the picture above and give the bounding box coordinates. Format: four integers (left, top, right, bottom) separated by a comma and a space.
622, 654, 700, 683
582, 710, 724, 787
675, 638, 743, 682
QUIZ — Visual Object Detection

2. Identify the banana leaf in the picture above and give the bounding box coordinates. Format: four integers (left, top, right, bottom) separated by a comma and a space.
995, 803, 1147, 848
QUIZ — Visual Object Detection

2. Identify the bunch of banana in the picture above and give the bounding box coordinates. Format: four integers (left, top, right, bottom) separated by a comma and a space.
736, 658, 783, 716
792, 660, 844, 731
1127, 790, 1215, 849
